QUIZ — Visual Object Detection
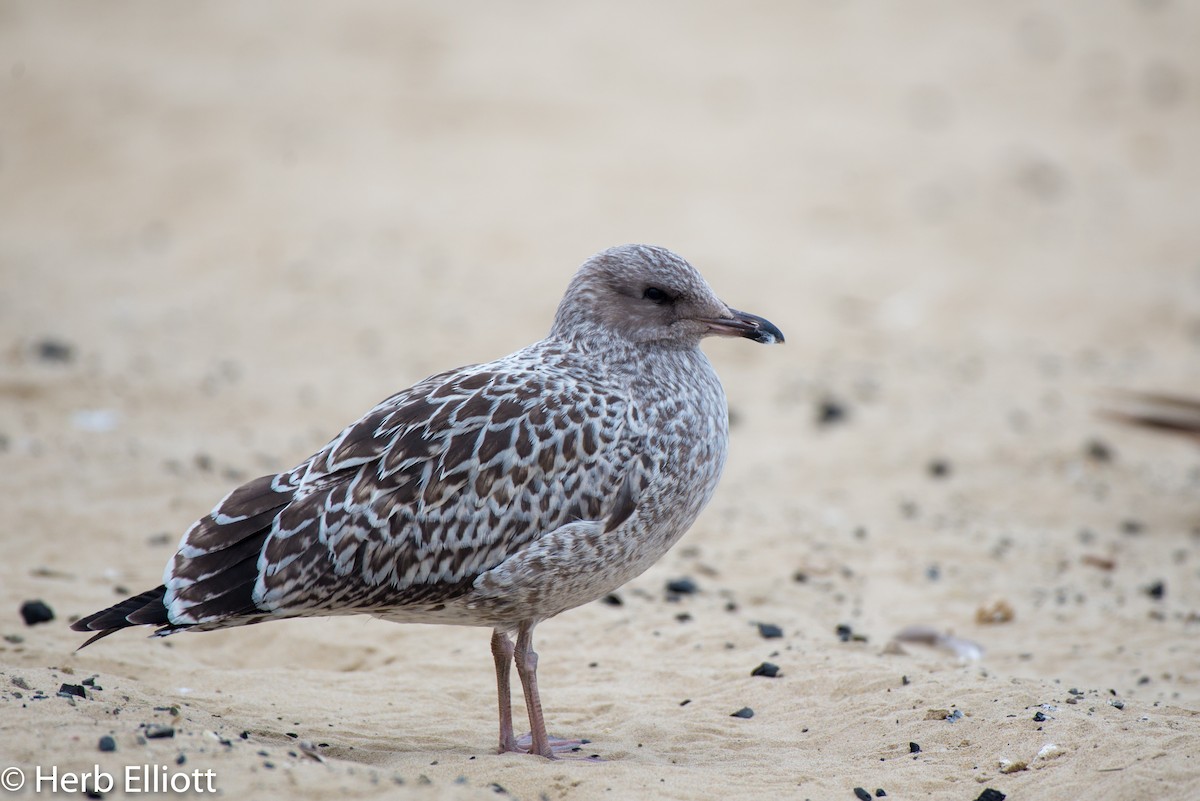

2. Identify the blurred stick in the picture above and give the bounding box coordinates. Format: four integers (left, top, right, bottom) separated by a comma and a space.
1099, 389, 1200, 443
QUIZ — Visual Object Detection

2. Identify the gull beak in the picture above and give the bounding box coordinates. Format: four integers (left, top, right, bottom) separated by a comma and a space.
700, 307, 785, 344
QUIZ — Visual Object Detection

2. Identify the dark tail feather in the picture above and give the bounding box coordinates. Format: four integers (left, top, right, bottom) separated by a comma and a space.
72, 585, 178, 648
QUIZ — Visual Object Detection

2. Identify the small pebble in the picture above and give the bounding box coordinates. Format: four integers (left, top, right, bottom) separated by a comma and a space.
730, 707, 754, 719
875, 791, 887, 798
1144, 581, 1165, 601
854, 788, 871, 801
58, 684, 86, 699
836, 623, 867, 642
757, 622, 783, 639
817, 399, 847, 427
666, 577, 698, 595
909, 741, 921, 753
34, 338, 74, 363
145, 724, 175, 739
98, 736, 117, 753
601, 593, 623, 606
1032, 711, 1046, 722
927, 459, 951, 478
751, 662, 781, 678
20, 600, 55, 626
1085, 439, 1113, 462
975, 790, 1006, 801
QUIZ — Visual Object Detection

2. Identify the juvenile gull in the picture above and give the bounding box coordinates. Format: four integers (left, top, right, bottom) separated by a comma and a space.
73, 244, 784, 758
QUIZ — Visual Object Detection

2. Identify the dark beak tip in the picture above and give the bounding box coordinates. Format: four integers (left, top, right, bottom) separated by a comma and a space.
751, 319, 785, 345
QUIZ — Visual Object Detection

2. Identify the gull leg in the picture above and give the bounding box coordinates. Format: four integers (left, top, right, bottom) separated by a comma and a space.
491, 629, 520, 754
511, 622, 594, 758
513, 622, 555, 758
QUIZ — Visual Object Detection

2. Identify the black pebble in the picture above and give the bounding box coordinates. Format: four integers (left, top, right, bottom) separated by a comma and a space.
817, 399, 847, 427
1032, 711, 1046, 722
666, 577, 698, 595
909, 741, 921, 753
34, 338, 74, 363
98, 736, 117, 752
1144, 580, 1165, 600
176, 753, 186, 765
854, 788, 872, 801
975, 790, 1006, 801
58, 683, 86, 699
601, 593, 623, 606
145, 724, 175, 739
751, 662, 781, 678
927, 459, 951, 478
730, 707, 754, 719
875, 791, 887, 798
1085, 439, 1113, 462
757, 622, 783, 639
20, 600, 55, 626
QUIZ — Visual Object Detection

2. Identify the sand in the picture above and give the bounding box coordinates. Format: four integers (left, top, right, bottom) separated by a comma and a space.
2, 2, 1199, 799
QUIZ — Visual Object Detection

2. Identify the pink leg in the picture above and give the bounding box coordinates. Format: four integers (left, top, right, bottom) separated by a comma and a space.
512, 622, 594, 759
513, 622, 554, 758
490, 629, 520, 754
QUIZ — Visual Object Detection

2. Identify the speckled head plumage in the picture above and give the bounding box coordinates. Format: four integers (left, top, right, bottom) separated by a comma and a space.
551, 244, 785, 348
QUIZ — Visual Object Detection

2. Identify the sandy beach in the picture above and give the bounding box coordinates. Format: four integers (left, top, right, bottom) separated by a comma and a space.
2, 2, 1199, 799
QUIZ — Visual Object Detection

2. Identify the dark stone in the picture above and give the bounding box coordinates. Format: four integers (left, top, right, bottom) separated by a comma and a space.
601, 593, 623, 606
875, 791, 887, 798
145, 724, 175, 739
817, 399, 848, 427
98, 735, 117, 752
58, 683, 86, 699
1144, 580, 1165, 600
1032, 711, 1046, 722
927, 459, 951, 478
20, 600, 55, 626
666, 577, 698, 595
909, 741, 921, 753
730, 707, 754, 719
975, 790, 1006, 801
1085, 439, 1113, 462
751, 662, 781, 678
34, 338, 74, 363
757, 622, 784, 639
854, 788, 872, 801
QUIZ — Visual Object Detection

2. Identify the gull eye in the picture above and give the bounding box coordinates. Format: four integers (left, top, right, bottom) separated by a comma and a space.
642, 286, 672, 305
